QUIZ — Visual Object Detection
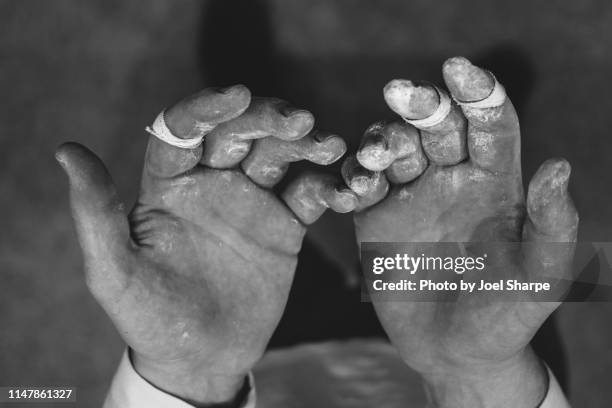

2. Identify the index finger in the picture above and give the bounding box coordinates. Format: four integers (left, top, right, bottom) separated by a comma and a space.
144, 84, 251, 179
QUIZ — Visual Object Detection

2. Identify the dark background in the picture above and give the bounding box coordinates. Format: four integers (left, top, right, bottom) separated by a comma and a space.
1, 0, 612, 406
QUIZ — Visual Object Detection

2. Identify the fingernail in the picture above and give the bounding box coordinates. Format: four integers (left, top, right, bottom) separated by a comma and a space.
314, 131, 336, 143
364, 123, 388, 146
357, 123, 395, 171
342, 161, 381, 196
54, 151, 65, 165
547, 159, 571, 191
217, 84, 245, 95
280, 104, 311, 119
285, 111, 315, 140
528, 159, 572, 213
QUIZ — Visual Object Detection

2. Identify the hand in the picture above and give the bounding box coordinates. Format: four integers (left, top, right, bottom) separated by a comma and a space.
343, 58, 578, 407
56, 85, 356, 405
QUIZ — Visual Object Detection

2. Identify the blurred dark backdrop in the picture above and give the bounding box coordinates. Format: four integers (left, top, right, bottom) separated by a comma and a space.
1, 0, 612, 406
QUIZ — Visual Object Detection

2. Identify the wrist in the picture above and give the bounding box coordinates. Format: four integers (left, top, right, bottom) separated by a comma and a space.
131, 349, 249, 407
421, 347, 548, 408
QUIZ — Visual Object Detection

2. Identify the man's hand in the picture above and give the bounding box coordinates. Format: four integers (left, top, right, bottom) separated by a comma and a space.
343, 58, 578, 407
56, 85, 356, 405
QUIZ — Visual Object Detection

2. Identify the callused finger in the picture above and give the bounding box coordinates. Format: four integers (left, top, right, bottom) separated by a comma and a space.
524, 158, 578, 242
144, 85, 251, 179
522, 158, 579, 306
201, 97, 315, 169
442, 57, 520, 173
356, 121, 428, 184
281, 172, 358, 225
384, 80, 467, 166
241, 130, 346, 188
341, 156, 389, 211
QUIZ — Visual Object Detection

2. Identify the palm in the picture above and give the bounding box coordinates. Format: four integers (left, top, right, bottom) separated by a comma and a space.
110, 167, 304, 373
355, 164, 536, 369
355, 163, 523, 243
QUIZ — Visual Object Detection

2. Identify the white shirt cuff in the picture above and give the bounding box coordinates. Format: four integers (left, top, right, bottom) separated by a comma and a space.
103, 350, 256, 408
539, 363, 570, 408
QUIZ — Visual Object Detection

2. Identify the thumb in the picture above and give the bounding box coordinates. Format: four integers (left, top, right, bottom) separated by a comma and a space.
56, 142, 131, 295
522, 158, 579, 301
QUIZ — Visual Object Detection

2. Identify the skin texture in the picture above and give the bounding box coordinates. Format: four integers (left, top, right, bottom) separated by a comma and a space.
56, 85, 356, 406
345, 57, 579, 408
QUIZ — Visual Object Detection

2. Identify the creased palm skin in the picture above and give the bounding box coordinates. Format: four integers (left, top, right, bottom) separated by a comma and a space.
102, 168, 305, 376
355, 163, 533, 373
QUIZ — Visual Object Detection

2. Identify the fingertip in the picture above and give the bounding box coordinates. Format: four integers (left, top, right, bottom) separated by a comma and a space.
282, 172, 359, 224
54, 142, 96, 176
284, 110, 315, 140
312, 134, 347, 164
55, 142, 73, 166
55, 141, 83, 159
176, 84, 252, 129
218, 83, 252, 113
442, 56, 495, 102
218, 83, 250, 97
528, 158, 571, 201
526, 158, 578, 236
342, 156, 388, 197
357, 122, 394, 171
335, 186, 360, 210
383, 79, 440, 120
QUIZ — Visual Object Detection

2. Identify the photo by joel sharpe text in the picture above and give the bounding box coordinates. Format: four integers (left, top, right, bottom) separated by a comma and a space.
370, 278, 552, 294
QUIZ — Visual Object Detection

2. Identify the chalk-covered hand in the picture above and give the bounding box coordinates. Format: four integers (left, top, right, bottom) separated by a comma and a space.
344, 58, 578, 408
57, 86, 355, 405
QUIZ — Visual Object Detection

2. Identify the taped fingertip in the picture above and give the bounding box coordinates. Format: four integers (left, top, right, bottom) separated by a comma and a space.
403, 87, 452, 128
442, 57, 500, 105
146, 110, 205, 149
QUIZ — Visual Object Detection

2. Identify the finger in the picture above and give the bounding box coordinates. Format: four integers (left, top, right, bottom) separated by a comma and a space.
384, 80, 467, 166
522, 159, 579, 296
55, 142, 131, 296
281, 172, 358, 225
241, 130, 346, 188
144, 84, 251, 179
523, 158, 578, 242
201, 97, 315, 169
442, 57, 520, 173
356, 121, 428, 183
341, 156, 389, 211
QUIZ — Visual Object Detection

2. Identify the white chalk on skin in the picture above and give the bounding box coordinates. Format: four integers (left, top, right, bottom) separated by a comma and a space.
403, 86, 452, 128
145, 110, 215, 149
454, 73, 507, 109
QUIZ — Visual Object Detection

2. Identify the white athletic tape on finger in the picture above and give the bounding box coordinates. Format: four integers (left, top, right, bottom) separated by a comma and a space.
403, 87, 452, 128
455, 74, 507, 109
145, 110, 212, 149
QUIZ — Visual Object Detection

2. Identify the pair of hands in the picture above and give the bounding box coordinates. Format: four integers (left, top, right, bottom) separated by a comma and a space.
57, 57, 578, 407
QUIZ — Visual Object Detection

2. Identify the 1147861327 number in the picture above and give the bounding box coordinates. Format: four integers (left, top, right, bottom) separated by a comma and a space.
1, 387, 76, 402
